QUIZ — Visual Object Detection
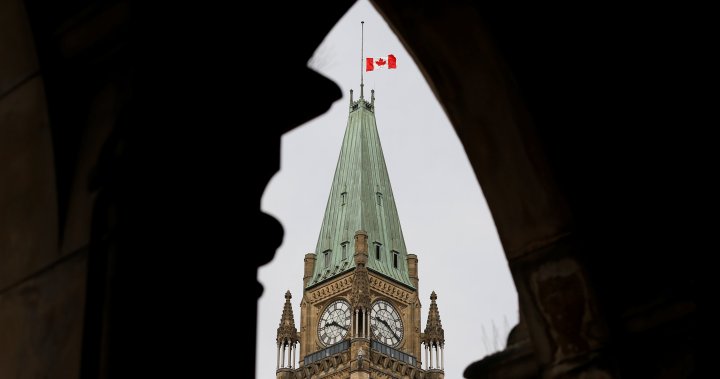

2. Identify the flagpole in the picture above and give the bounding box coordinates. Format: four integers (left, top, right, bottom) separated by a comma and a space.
360, 21, 364, 99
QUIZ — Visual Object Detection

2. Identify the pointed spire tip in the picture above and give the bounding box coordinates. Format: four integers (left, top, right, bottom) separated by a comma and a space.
360, 20, 364, 99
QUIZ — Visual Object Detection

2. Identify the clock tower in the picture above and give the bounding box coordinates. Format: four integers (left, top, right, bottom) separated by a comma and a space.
275, 88, 445, 379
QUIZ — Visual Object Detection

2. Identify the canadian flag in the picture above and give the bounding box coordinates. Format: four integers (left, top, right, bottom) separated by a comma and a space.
366, 55, 397, 71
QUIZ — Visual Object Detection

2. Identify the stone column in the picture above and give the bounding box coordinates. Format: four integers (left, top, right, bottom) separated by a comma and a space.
440, 345, 444, 370
364, 310, 370, 338
430, 342, 434, 369
425, 343, 429, 369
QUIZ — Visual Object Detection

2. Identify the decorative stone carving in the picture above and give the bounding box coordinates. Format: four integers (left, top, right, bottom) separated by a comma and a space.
308, 275, 352, 302
351, 230, 371, 310
422, 291, 445, 346
277, 291, 299, 344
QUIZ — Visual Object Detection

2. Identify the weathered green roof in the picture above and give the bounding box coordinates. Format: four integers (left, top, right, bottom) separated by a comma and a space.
308, 90, 414, 289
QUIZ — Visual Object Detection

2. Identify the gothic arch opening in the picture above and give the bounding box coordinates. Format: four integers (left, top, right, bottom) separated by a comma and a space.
258, 1, 518, 378
2, 1, 700, 378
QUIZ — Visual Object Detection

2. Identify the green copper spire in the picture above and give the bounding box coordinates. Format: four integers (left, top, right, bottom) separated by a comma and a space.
307, 90, 414, 289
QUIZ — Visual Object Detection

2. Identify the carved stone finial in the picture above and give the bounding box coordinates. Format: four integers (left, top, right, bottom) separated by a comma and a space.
277, 291, 298, 344
422, 291, 445, 346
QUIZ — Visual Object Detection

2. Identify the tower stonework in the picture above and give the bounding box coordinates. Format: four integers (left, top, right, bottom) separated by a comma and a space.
275, 90, 445, 378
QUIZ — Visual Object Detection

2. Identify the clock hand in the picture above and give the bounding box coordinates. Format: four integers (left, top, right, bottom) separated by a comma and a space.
372, 316, 392, 331
379, 318, 394, 332
327, 320, 347, 331
376, 317, 401, 340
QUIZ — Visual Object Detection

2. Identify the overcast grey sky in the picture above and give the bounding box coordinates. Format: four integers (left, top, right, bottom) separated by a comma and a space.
257, 1, 518, 378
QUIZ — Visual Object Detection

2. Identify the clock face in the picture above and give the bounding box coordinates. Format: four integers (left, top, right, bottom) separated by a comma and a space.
370, 300, 404, 346
318, 300, 351, 346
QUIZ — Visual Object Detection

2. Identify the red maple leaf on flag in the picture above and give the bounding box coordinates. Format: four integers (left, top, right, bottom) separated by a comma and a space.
376, 58, 386, 66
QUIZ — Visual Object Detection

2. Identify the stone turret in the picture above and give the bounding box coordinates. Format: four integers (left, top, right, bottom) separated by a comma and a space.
422, 291, 445, 377
407, 253, 419, 289
276, 291, 298, 378
303, 253, 316, 287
